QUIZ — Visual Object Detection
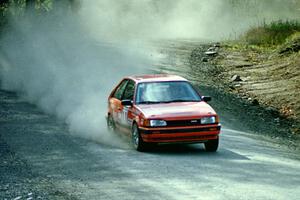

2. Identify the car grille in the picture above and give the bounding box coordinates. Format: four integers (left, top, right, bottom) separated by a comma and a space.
166, 119, 203, 127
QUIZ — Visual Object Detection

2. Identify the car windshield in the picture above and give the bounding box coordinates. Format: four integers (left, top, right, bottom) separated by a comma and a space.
135, 81, 201, 104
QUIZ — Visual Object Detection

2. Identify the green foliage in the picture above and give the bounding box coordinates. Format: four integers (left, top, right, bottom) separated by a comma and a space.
4, 0, 53, 16
0, 0, 79, 32
36, 0, 53, 12
243, 20, 300, 46
0, 2, 9, 32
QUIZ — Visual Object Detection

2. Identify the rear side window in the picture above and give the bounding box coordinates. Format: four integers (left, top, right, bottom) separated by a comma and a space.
113, 79, 128, 100
122, 80, 135, 101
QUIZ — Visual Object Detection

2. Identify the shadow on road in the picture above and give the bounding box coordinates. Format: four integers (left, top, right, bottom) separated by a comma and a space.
145, 144, 250, 160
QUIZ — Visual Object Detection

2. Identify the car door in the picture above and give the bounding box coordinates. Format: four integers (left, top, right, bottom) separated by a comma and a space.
109, 79, 128, 130
119, 80, 135, 133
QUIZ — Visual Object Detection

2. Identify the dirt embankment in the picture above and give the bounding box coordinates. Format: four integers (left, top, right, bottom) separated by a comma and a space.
188, 37, 300, 142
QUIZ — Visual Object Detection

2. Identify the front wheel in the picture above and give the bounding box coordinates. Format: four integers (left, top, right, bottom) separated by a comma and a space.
204, 138, 219, 152
132, 123, 147, 152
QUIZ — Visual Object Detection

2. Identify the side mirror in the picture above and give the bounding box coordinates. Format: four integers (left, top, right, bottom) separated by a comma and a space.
121, 100, 133, 106
202, 96, 212, 102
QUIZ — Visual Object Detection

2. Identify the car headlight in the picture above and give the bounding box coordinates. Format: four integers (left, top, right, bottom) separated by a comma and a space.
150, 120, 167, 127
201, 116, 216, 124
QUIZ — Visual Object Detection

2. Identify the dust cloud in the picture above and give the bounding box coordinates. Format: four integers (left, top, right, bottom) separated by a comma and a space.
80, 0, 300, 41
0, 0, 299, 146
0, 2, 152, 147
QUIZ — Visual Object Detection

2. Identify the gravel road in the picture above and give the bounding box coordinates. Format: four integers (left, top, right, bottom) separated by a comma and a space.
1, 89, 300, 199
1, 40, 300, 199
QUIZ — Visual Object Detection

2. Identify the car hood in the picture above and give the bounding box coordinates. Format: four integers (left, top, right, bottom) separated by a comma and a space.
135, 102, 217, 119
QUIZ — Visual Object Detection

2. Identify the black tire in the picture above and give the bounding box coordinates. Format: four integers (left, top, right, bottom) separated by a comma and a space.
204, 138, 219, 152
107, 115, 116, 132
131, 123, 148, 152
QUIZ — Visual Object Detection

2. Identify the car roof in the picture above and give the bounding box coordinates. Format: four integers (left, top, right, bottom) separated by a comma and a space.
127, 74, 188, 83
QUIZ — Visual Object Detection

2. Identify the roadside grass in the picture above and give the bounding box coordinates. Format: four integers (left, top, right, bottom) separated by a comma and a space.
223, 21, 300, 56
242, 20, 300, 46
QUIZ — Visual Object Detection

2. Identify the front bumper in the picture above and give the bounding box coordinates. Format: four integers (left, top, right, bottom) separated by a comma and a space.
139, 124, 221, 143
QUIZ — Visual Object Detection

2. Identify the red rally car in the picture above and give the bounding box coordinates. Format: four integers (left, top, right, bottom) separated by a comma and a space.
106, 74, 221, 152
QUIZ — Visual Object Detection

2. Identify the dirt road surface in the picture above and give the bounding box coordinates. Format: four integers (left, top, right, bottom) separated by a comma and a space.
1, 41, 300, 199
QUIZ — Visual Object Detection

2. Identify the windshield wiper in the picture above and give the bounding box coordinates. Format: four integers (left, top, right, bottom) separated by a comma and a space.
137, 101, 162, 104
138, 100, 200, 104
164, 99, 200, 103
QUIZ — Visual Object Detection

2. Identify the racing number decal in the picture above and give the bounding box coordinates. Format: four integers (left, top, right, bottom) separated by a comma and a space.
122, 107, 129, 124
119, 107, 129, 125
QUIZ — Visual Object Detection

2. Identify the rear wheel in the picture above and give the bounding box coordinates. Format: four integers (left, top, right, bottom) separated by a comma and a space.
107, 115, 116, 132
204, 138, 219, 152
132, 123, 147, 152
